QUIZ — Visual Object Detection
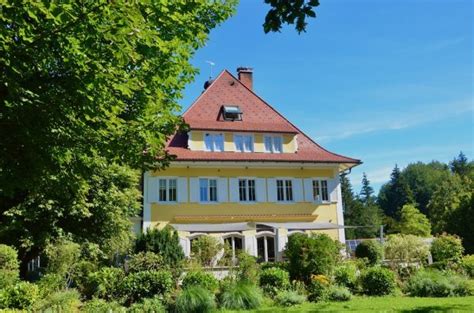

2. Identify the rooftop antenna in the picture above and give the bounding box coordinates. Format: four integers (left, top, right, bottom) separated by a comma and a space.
205, 60, 215, 79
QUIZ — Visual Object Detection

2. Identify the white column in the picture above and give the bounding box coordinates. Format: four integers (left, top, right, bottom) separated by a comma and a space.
336, 177, 346, 244
143, 171, 152, 232
276, 228, 288, 261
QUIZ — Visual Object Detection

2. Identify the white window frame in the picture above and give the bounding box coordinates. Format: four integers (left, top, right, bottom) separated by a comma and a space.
312, 179, 330, 203
276, 178, 294, 202
204, 133, 224, 152
238, 178, 256, 202
234, 133, 254, 152
263, 135, 283, 153
199, 177, 218, 203
222, 233, 244, 260
158, 178, 178, 203
256, 232, 276, 262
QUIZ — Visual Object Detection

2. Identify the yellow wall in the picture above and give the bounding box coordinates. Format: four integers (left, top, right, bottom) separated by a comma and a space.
188, 131, 297, 153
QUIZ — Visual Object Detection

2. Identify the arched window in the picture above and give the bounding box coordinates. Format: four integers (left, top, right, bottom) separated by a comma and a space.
256, 231, 276, 262
222, 234, 243, 259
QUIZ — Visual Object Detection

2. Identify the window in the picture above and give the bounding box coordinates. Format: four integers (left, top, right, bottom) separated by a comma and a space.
257, 235, 275, 262
224, 236, 243, 260
238, 179, 256, 202
276, 179, 293, 201
222, 105, 242, 121
263, 135, 283, 153
158, 178, 177, 202
200, 178, 217, 202
312, 179, 329, 202
234, 134, 253, 152
204, 133, 224, 152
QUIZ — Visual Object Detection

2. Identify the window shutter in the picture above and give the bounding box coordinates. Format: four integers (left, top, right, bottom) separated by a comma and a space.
189, 178, 200, 202
267, 178, 277, 202
177, 178, 188, 203
329, 176, 339, 202
292, 178, 304, 202
229, 178, 239, 202
215, 134, 224, 152
264, 136, 272, 152
217, 178, 228, 202
147, 176, 158, 203
273, 137, 283, 153
256, 178, 267, 202
303, 178, 313, 202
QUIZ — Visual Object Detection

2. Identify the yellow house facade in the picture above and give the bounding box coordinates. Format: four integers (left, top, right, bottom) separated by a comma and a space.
143, 67, 360, 262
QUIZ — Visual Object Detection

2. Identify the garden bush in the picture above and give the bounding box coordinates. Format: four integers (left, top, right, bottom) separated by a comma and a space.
33, 289, 81, 312
175, 286, 215, 313
259, 267, 290, 295
135, 227, 185, 266
44, 239, 81, 277
275, 290, 306, 307
120, 270, 174, 305
128, 297, 165, 313
190, 235, 223, 267
0, 281, 39, 310
70, 260, 97, 295
37, 273, 67, 297
236, 252, 259, 284
182, 270, 219, 293
307, 274, 330, 302
82, 299, 126, 313
0, 244, 19, 289
127, 251, 167, 273
430, 234, 464, 264
286, 233, 340, 283
360, 267, 396, 296
355, 240, 382, 265
327, 285, 352, 301
218, 281, 262, 310
461, 255, 474, 278
84, 266, 125, 300
405, 269, 473, 297
260, 261, 289, 271
333, 262, 358, 291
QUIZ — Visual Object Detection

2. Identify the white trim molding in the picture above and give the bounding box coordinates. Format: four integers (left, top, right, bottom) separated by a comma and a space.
143, 171, 152, 232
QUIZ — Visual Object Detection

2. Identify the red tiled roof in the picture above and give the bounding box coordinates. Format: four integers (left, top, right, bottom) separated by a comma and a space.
166, 70, 360, 165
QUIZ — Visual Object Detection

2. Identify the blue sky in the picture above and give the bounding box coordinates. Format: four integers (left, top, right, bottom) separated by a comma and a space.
180, 0, 473, 193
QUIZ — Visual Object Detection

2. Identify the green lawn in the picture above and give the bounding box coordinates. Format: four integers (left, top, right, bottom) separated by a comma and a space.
222, 296, 474, 313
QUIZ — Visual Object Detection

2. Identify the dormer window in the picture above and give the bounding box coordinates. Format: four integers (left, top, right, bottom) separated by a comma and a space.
222, 105, 242, 121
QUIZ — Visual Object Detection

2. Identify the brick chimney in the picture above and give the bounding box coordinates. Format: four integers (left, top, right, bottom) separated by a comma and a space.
237, 67, 253, 90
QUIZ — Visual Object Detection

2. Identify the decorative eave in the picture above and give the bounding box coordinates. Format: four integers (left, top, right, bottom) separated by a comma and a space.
172, 213, 318, 223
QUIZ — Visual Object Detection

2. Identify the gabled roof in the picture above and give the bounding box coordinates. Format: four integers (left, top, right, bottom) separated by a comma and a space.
166, 69, 361, 166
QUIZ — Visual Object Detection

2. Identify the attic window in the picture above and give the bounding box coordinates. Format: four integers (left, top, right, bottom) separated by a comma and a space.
222, 105, 242, 121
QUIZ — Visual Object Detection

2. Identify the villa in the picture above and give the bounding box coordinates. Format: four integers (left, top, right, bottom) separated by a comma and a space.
142, 67, 360, 262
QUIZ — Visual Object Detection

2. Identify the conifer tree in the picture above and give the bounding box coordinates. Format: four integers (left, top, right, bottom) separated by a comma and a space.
378, 165, 415, 220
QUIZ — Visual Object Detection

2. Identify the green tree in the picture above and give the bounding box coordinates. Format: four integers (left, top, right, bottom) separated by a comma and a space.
263, 0, 320, 33
135, 226, 185, 266
359, 173, 375, 205
378, 165, 415, 220
0, 1, 235, 272
450, 151, 473, 177
398, 204, 431, 237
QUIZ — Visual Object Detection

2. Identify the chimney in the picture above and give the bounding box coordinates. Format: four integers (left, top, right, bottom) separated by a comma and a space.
237, 67, 253, 90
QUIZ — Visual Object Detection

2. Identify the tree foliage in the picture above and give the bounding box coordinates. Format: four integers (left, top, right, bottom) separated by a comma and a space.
398, 204, 431, 237
0, 0, 236, 270
135, 227, 184, 267
378, 165, 415, 220
263, 0, 320, 33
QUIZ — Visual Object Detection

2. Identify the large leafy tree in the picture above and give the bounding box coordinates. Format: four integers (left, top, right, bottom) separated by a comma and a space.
263, 0, 320, 33
398, 204, 431, 237
378, 165, 415, 220
0, 1, 235, 271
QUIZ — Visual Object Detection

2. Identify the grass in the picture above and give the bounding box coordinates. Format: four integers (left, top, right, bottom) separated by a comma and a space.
221, 296, 474, 312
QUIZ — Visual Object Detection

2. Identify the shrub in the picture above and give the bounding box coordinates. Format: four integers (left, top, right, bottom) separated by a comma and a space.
333, 262, 358, 291
37, 273, 67, 297
127, 251, 167, 273
84, 267, 125, 300
128, 297, 165, 313
82, 299, 126, 313
384, 234, 429, 272
399, 204, 432, 237
191, 236, 223, 267
44, 239, 81, 277
70, 260, 97, 295
430, 234, 464, 264
405, 269, 473, 297
0, 281, 39, 309
120, 270, 174, 305
236, 252, 259, 284
0, 244, 19, 289
327, 285, 352, 301
175, 286, 215, 313
259, 267, 290, 295
135, 227, 185, 266
182, 270, 218, 293
286, 233, 340, 283
461, 255, 474, 278
218, 282, 262, 310
360, 267, 396, 296
33, 289, 81, 312
307, 274, 330, 302
355, 240, 382, 265
275, 290, 306, 307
